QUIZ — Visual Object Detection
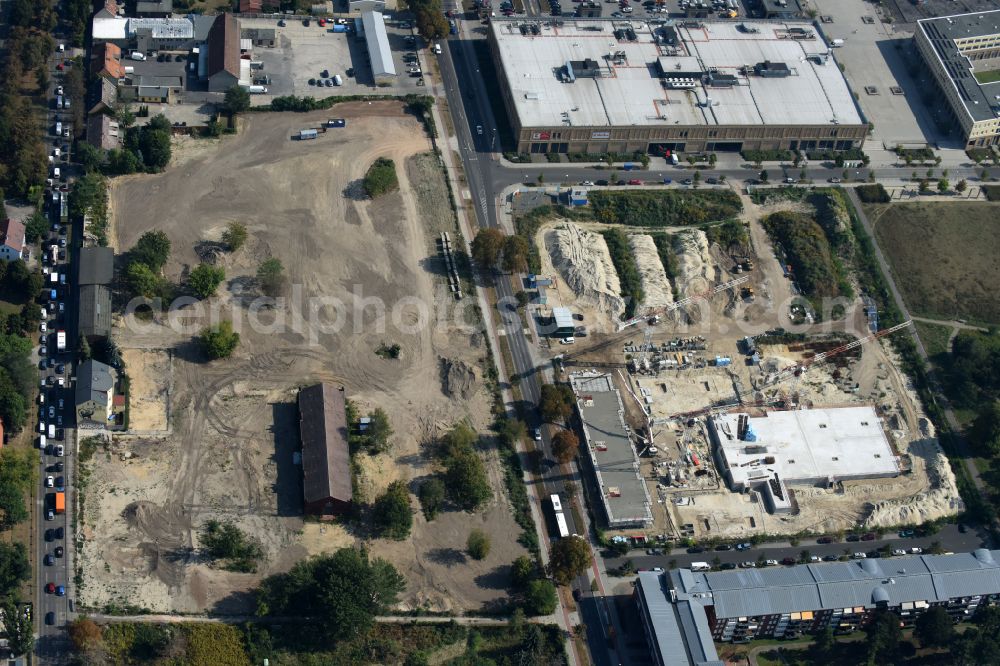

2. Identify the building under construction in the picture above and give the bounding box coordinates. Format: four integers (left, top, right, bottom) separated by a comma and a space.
709, 406, 900, 514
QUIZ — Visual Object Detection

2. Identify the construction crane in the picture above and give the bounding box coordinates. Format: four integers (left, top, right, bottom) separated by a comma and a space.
760, 320, 913, 389
616, 275, 750, 331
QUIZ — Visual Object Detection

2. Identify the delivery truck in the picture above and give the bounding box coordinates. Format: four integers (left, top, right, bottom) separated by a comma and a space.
249, 85, 268, 94
55, 492, 65, 514
56, 330, 66, 352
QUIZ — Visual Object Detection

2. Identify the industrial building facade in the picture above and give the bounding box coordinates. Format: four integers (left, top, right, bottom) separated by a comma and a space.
915, 11, 1000, 147
637, 550, 1000, 665
488, 18, 867, 155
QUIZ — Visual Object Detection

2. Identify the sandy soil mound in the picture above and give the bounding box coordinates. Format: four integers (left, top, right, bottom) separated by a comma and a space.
628, 234, 673, 311
545, 223, 624, 318
440, 357, 479, 400
673, 230, 712, 297
863, 441, 965, 528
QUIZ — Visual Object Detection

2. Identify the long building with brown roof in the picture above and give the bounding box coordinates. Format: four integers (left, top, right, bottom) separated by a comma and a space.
298, 383, 352, 517
207, 13, 240, 92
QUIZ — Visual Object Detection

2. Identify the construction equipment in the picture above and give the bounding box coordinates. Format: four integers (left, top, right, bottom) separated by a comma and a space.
760, 320, 913, 389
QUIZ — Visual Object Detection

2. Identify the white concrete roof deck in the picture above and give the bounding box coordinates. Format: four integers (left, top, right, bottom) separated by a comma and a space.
714, 406, 899, 488
491, 18, 863, 129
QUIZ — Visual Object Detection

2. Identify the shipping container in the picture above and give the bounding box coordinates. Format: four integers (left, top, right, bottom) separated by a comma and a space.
332, 23, 347, 32
55, 492, 65, 514
298, 129, 318, 140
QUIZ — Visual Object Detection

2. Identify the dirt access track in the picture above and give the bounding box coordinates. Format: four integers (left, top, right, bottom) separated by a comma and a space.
81, 102, 525, 614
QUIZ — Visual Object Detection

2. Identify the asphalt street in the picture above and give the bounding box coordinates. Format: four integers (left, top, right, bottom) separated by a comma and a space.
604, 524, 988, 573
34, 41, 80, 664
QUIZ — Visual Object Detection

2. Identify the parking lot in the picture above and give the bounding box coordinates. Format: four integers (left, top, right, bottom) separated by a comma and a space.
240, 17, 429, 99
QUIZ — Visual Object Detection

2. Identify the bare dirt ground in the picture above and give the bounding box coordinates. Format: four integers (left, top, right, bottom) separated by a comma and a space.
80, 103, 525, 615
121, 348, 171, 432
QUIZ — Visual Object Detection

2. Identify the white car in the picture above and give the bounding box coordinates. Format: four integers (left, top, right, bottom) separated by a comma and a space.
892, 549, 906, 556
476, 125, 483, 135
852, 552, 866, 559
55, 445, 64, 457
559, 337, 575, 345
45, 476, 54, 488
764, 559, 779, 567
40, 322, 47, 332
56, 85, 63, 95
57, 377, 65, 387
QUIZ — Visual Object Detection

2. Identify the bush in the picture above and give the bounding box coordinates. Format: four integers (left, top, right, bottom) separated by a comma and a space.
201, 519, 264, 573
805, 147, 868, 162
222, 222, 248, 251
523, 579, 557, 615
600, 228, 644, 319
439, 424, 492, 511
130, 230, 171, 274
257, 258, 286, 297
855, 183, 890, 203
467, 529, 490, 560
539, 383, 575, 423
188, 263, 225, 299
418, 478, 445, 520
372, 480, 413, 540
589, 189, 742, 227
983, 185, 1000, 201
762, 211, 843, 299
362, 157, 399, 198
199, 321, 240, 359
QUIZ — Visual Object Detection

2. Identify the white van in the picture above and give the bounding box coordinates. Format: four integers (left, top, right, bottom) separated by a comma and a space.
55, 121, 62, 135
40, 434, 46, 449
690, 562, 712, 572
53, 167, 60, 179
130, 51, 147, 61
559, 336, 575, 345
48, 424, 55, 438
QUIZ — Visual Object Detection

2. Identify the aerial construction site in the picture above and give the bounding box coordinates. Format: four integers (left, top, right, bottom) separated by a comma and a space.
531, 192, 963, 544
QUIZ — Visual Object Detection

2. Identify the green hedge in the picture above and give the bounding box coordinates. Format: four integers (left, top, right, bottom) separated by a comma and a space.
589, 189, 742, 227
805, 147, 868, 162
362, 157, 398, 198
600, 228, 644, 319
983, 185, 1000, 202
741, 149, 795, 162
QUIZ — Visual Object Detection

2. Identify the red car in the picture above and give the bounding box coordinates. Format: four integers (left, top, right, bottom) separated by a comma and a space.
318, 18, 327, 26
45, 582, 55, 594
628, 179, 642, 185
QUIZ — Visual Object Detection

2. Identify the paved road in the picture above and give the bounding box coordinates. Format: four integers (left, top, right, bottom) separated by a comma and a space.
439, 30, 627, 666
88, 613, 519, 626
847, 188, 988, 499
34, 37, 82, 665
604, 523, 986, 573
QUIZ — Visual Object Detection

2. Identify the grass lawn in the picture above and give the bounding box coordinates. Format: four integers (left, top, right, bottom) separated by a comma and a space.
975, 69, 1000, 84
914, 320, 953, 360
869, 201, 1000, 325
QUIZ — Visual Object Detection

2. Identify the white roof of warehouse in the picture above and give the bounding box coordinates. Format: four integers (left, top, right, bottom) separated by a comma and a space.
361, 11, 395, 77
129, 17, 194, 39
714, 406, 898, 487
491, 18, 863, 129
93, 16, 128, 41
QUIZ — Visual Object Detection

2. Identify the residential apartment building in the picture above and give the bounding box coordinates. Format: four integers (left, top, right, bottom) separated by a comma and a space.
636, 550, 1000, 666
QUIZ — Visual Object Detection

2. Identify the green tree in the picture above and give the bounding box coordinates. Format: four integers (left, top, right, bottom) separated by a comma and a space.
364, 407, 393, 454
256, 547, 406, 645
201, 519, 264, 572
444, 449, 492, 511
551, 429, 579, 464
511, 555, 536, 588
498, 417, 527, 446
471, 228, 505, 269
811, 626, 836, 662
467, 529, 491, 560
0, 484, 28, 529
914, 606, 953, 648
224, 85, 251, 114
137, 117, 172, 170
1, 597, 33, 656
199, 321, 240, 360
257, 258, 286, 297
372, 480, 413, 540
539, 383, 575, 423
125, 261, 160, 298
549, 536, 590, 585
0, 542, 30, 596
956, 178, 968, 193
0, 374, 27, 436
188, 263, 225, 299
937, 178, 949, 193
362, 157, 398, 198
502, 235, 530, 274
222, 221, 248, 251
67, 617, 103, 654
78, 335, 91, 361
523, 579, 557, 615
418, 478, 445, 520
759, 169, 769, 182
131, 230, 171, 273
414, 4, 449, 40
76, 142, 104, 173
23, 211, 47, 244
918, 179, 930, 194
692, 170, 701, 184
865, 609, 902, 665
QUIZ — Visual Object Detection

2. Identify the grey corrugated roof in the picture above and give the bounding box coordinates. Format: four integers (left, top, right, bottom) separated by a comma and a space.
636, 573, 722, 666
360, 11, 395, 78
298, 383, 352, 505
79, 284, 112, 339
676, 551, 1000, 619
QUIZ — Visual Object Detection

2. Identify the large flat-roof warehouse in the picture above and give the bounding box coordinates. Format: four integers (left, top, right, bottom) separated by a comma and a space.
488, 18, 867, 155
570, 372, 652, 528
